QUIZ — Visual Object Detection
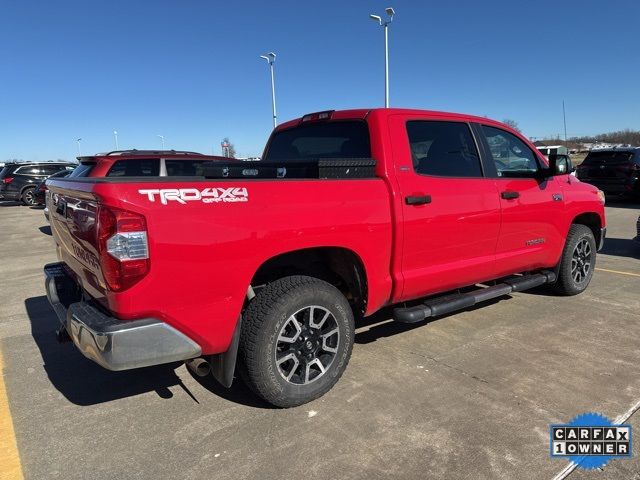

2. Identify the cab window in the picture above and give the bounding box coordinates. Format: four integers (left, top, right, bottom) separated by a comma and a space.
481, 126, 540, 178
406, 121, 482, 177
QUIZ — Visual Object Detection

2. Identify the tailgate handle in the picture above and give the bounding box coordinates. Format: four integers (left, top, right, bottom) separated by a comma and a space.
501, 191, 520, 200
405, 195, 432, 206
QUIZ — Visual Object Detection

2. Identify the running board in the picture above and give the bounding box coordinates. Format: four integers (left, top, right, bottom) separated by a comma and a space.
392, 271, 556, 324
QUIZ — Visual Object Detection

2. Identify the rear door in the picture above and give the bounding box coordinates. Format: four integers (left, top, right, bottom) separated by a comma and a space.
389, 116, 502, 300
476, 124, 565, 275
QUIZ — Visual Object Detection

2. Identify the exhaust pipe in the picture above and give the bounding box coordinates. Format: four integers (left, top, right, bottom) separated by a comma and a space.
186, 357, 211, 377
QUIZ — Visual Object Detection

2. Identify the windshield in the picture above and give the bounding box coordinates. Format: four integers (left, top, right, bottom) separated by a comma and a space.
264, 121, 371, 161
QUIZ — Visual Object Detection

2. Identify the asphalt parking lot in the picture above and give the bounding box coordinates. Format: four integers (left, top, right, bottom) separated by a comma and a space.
0, 200, 639, 480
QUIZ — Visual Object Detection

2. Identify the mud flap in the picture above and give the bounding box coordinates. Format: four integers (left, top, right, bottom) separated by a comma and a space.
209, 316, 241, 388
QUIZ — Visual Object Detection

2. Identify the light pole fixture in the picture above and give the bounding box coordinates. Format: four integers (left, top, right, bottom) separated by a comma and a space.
260, 52, 277, 128
76, 138, 82, 156
157, 135, 165, 149
370, 7, 395, 108
113, 130, 119, 150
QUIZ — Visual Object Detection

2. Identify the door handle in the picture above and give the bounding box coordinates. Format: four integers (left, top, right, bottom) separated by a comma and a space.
405, 195, 432, 206
501, 191, 520, 200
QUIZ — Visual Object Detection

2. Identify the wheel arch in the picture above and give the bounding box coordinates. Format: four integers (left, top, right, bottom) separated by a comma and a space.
571, 212, 603, 246
250, 247, 369, 317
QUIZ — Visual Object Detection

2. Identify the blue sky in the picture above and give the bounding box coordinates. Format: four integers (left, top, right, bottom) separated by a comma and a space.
1, 0, 639, 160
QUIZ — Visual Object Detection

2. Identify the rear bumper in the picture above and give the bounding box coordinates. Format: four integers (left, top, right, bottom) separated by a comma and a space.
44, 262, 201, 371
0, 191, 19, 200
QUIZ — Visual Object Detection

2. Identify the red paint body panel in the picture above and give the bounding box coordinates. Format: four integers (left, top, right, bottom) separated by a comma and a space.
48, 108, 606, 356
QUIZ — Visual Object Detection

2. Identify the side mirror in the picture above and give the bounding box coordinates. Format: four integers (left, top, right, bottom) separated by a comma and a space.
548, 154, 569, 176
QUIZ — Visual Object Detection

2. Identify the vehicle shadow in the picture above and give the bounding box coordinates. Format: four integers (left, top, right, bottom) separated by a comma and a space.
24, 295, 270, 408
39, 225, 52, 236
354, 297, 507, 344
0, 201, 22, 207
185, 370, 274, 409
599, 237, 640, 259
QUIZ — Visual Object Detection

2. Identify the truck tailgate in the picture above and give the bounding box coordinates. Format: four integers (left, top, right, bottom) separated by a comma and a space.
48, 181, 107, 302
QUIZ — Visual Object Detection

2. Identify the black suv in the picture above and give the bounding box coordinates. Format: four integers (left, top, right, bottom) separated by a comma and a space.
576, 147, 640, 197
0, 162, 75, 205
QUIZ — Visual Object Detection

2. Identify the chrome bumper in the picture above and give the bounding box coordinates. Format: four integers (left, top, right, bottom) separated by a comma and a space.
44, 262, 201, 371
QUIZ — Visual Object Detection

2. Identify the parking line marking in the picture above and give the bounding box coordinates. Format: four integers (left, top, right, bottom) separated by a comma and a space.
0, 348, 24, 480
595, 267, 640, 278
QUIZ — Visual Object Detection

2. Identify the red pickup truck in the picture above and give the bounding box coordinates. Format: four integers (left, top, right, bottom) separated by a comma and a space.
44, 108, 606, 407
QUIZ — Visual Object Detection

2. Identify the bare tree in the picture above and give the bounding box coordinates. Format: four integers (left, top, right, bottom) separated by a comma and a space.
502, 119, 521, 133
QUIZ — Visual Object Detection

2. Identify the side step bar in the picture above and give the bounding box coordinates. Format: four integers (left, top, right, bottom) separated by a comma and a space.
393, 271, 556, 324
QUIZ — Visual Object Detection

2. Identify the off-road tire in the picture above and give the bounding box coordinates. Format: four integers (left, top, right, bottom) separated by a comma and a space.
239, 275, 354, 408
553, 224, 597, 296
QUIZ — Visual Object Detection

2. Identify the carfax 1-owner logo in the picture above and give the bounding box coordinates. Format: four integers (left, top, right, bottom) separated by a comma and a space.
550, 413, 632, 470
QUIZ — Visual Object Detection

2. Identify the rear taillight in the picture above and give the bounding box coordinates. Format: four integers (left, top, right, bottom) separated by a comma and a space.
97, 205, 149, 292
38, 184, 47, 192
2, 177, 14, 184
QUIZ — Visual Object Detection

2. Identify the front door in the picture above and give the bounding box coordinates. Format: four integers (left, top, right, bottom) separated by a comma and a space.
476, 124, 566, 276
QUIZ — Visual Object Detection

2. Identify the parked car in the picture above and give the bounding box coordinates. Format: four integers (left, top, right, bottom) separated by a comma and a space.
36, 170, 75, 220
44, 108, 606, 407
68, 149, 231, 179
0, 162, 75, 205
42, 150, 231, 219
36, 169, 73, 204
575, 147, 640, 198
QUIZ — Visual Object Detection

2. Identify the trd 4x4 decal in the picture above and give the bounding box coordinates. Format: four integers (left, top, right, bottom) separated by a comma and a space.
138, 187, 248, 205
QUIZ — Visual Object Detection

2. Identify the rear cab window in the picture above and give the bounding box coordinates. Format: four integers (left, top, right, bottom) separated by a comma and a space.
264, 121, 371, 161
107, 159, 160, 177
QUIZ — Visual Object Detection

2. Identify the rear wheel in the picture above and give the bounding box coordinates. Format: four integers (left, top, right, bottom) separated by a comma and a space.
553, 224, 597, 296
239, 275, 354, 408
21, 187, 36, 206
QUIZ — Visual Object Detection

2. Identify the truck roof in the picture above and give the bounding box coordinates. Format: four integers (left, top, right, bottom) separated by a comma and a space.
275, 108, 513, 132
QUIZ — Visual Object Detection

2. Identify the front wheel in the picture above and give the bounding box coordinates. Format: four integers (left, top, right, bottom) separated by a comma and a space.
553, 224, 597, 296
239, 275, 354, 408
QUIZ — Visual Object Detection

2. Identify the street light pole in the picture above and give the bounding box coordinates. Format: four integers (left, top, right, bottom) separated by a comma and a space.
370, 7, 395, 108
260, 52, 277, 128
157, 135, 165, 149
113, 130, 119, 150
76, 138, 82, 157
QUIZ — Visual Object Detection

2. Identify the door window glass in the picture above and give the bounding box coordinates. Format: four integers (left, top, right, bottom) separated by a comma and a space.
406, 121, 482, 177
482, 126, 540, 177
